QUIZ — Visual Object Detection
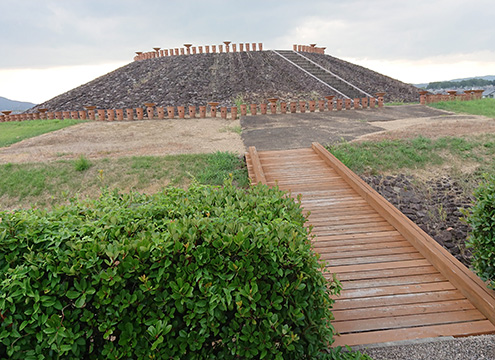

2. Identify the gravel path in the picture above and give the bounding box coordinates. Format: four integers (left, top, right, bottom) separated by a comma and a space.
359, 335, 495, 360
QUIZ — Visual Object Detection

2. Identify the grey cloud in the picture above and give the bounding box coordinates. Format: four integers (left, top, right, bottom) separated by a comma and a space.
0, 0, 493, 69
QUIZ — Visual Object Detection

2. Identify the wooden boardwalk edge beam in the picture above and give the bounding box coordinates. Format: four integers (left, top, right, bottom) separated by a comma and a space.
310, 141, 495, 326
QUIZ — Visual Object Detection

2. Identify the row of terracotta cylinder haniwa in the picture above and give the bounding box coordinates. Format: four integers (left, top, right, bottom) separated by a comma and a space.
293, 44, 326, 54
134, 42, 264, 61
419, 89, 485, 105
0, 96, 387, 122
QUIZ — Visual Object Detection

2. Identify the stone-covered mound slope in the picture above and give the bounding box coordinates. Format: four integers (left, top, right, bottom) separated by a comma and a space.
31, 51, 419, 112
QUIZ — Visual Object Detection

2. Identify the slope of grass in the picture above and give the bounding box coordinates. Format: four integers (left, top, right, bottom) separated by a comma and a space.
328, 135, 495, 176
0, 152, 248, 210
0, 119, 86, 147
428, 98, 495, 118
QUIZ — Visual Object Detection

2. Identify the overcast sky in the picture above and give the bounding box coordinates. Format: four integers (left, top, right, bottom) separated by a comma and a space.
1, 0, 494, 104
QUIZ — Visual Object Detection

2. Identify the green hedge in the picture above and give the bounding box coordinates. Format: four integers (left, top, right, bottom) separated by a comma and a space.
465, 174, 495, 289
0, 181, 340, 359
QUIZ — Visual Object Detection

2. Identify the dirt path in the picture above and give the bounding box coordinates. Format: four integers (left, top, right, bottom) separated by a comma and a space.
0, 119, 245, 164
241, 105, 495, 150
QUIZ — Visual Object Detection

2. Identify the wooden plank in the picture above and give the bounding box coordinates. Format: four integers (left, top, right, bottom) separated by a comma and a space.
312, 142, 495, 325
315, 231, 404, 244
327, 259, 431, 274
324, 252, 424, 266
332, 290, 467, 310
334, 309, 486, 333
317, 240, 412, 252
341, 273, 447, 289
337, 281, 456, 300
332, 320, 495, 347
247, 147, 267, 185
327, 265, 439, 281
320, 245, 419, 259
333, 299, 476, 322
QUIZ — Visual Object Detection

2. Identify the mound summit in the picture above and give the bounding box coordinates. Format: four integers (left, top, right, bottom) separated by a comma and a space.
32, 45, 419, 112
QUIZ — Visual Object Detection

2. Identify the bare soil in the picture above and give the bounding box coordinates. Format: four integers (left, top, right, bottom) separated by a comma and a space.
0, 119, 245, 164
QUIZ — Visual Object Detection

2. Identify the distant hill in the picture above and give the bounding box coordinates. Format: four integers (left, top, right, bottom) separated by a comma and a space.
0, 96, 36, 112
414, 75, 495, 89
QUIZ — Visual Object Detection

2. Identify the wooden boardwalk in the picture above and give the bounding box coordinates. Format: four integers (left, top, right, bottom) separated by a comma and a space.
245, 143, 495, 347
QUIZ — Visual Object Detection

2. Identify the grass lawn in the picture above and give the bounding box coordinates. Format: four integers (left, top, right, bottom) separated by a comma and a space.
428, 98, 495, 118
328, 134, 495, 192
0, 119, 86, 147
0, 152, 248, 210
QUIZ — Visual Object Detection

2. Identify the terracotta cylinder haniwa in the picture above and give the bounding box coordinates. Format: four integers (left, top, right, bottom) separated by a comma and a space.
192, 47, 196, 54
136, 107, 144, 120
205, 45, 210, 53
126, 108, 134, 121
325, 96, 335, 111
369, 98, 376, 108
252, 43, 256, 51
145, 103, 156, 119
156, 107, 164, 119
189, 105, 196, 118
78, 110, 86, 120
258, 43, 263, 51
293, 44, 297, 51
318, 100, 325, 112
220, 106, 227, 119
47, 111, 55, 120
362, 97, 369, 109
198, 46, 203, 54
270, 102, 277, 114
180, 48, 185, 55
199, 106, 206, 118
308, 100, 316, 112
354, 98, 360, 110
212, 45, 216, 53
71, 111, 79, 119
231, 106, 237, 120
63, 111, 70, 119
232, 44, 237, 52
33, 112, 40, 120
245, 43, 250, 51
376, 92, 386, 108
208, 102, 219, 117
239, 43, 244, 52
0, 115, 4, 122
85, 108, 95, 120
177, 106, 185, 119
175, 48, 179, 55
218, 45, 223, 53
260, 103, 267, 115
97, 110, 105, 121
116, 109, 124, 121
280, 102, 287, 114
107, 109, 115, 121
344, 99, 351, 110
167, 106, 175, 119
240, 104, 247, 116
290, 102, 297, 113
336, 99, 343, 111
299, 101, 306, 113
164, 49, 169, 56
250, 104, 257, 116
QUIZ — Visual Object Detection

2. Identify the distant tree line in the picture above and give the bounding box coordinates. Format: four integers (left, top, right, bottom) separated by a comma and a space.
427, 79, 495, 89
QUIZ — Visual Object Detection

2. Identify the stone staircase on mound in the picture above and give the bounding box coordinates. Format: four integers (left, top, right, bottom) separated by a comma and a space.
273, 50, 371, 100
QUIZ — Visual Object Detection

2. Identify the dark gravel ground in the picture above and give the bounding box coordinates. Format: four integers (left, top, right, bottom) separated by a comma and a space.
362, 174, 474, 266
